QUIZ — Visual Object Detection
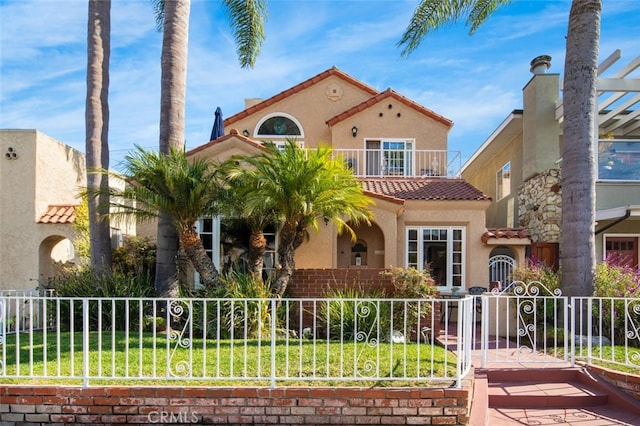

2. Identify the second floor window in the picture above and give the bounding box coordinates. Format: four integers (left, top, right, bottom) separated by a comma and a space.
365, 139, 414, 177
497, 162, 511, 200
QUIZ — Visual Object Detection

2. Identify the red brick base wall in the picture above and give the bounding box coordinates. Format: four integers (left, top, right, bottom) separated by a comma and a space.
0, 385, 471, 425
289, 268, 395, 298
288, 268, 441, 336
586, 365, 640, 401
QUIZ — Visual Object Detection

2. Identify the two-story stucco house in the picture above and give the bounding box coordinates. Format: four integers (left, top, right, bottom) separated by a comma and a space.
186, 67, 529, 295
0, 129, 136, 291
461, 52, 640, 271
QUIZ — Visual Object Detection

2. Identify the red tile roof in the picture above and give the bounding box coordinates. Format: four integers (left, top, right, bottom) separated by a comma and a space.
361, 178, 490, 201
38, 205, 77, 224
224, 67, 379, 127
326, 88, 453, 129
481, 228, 530, 243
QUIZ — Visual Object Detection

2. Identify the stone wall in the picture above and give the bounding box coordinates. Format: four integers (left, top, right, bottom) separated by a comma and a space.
518, 169, 562, 243
0, 385, 472, 425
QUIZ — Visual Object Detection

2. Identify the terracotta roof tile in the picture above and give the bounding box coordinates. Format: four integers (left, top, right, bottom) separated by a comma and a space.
327, 89, 453, 129
224, 67, 379, 127
38, 205, 77, 224
360, 178, 489, 201
481, 227, 530, 243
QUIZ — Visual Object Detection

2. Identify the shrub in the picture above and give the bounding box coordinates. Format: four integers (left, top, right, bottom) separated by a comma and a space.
181, 272, 282, 339
112, 236, 156, 279
511, 258, 561, 332
48, 267, 155, 331
593, 254, 640, 346
322, 287, 391, 341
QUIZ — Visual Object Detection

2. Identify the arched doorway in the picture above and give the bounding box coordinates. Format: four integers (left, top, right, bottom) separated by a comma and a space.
39, 235, 76, 286
488, 247, 516, 289
336, 222, 384, 268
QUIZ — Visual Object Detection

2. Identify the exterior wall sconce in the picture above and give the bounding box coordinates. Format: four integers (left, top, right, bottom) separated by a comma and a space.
323, 217, 329, 226
351, 126, 358, 138
242, 129, 250, 137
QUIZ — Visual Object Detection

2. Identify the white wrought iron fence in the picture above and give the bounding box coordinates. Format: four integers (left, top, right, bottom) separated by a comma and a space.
0, 295, 473, 388
571, 296, 640, 370
480, 281, 569, 367
0, 289, 54, 334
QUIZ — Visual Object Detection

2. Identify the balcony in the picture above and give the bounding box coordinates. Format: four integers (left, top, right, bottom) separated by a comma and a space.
598, 139, 640, 181
332, 149, 462, 178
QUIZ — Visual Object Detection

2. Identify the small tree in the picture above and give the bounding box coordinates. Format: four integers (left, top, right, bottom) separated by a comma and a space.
230, 140, 374, 297
86, 146, 222, 295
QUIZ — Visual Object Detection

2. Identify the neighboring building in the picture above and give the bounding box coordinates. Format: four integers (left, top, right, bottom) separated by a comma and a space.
0, 130, 134, 291
462, 52, 640, 270
187, 67, 529, 294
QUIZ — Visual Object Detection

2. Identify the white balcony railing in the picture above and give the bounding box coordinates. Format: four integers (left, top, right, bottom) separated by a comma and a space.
332, 149, 462, 178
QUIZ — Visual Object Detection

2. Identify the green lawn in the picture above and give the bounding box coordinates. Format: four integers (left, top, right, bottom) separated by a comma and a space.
570, 345, 640, 375
0, 331, 458, 386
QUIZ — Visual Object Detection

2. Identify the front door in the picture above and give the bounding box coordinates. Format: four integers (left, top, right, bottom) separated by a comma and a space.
605, 236, 638, 268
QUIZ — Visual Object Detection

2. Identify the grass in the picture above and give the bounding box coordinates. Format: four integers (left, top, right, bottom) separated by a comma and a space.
0, 331, 458, 387
563, 345, 640, 375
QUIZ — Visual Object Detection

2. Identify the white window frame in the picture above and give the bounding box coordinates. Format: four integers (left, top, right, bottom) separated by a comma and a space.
405, 226, 465, 291
195, 216, 278, 288
254, 112, 304, 139
496, 162, 511, 200
364, 138, 415, 177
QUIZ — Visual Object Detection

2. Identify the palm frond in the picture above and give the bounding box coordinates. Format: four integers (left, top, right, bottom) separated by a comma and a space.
222, 0, 268, 68
467, 0, 511, 34
398, 0, 475, 56
151, 0, 165, 31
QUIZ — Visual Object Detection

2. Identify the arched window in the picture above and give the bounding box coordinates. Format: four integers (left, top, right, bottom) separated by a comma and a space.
256, 114, 302, 137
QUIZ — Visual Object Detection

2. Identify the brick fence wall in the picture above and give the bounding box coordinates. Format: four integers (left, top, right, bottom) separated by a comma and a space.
586, 365, 640, 401
0, 385, 472, 425
288, 268, 441, 336
289, 268, 395, 298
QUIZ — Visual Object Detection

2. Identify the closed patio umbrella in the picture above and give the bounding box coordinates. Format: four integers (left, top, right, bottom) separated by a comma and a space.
210, 106, 225, 141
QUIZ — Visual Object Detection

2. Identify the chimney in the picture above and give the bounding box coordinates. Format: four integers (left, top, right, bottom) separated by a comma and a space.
530, 55, 552, 74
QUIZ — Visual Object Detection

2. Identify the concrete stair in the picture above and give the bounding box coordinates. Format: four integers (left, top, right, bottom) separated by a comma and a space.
487, 368, 608, 408
470, 368, 640, 425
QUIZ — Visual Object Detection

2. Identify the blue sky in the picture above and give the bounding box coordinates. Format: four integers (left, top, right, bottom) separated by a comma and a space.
1, 0, 639, 166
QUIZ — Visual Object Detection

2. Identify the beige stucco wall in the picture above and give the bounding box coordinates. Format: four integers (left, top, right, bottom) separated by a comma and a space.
1, 130, 85, 291
522, 73, 561, 180
462, 119, 523, 229
226, 75, 449, 154
228, 75, 374, 148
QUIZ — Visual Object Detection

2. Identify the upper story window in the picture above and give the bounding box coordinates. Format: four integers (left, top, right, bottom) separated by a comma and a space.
598, 139, 640, 181
496, 162, 511, 200
365, 139, 414, 177
256, 113, 302, 138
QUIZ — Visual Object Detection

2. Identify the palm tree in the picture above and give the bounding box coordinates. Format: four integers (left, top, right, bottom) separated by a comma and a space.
398, 0, 601, 297
85, 0, 112, 273
88, 146, 222, 294
233, 141, 374, 297
152, 0, 268, 296
219, 159, 279, 279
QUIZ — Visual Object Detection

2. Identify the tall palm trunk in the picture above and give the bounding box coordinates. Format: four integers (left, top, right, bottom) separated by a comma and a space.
155, 0, 191, 296
86, 0, 112, 273
560, 0, 600, 297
